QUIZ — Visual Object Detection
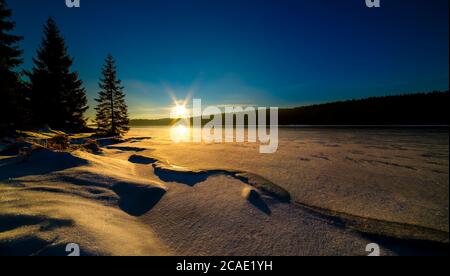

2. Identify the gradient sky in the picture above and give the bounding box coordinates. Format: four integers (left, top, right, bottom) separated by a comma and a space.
8, 0, 450, 119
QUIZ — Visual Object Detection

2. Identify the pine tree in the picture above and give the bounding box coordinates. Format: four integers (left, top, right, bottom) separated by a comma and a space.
0, 0, 24, 135
27, 18, 88, 131
95, 55, 130, 136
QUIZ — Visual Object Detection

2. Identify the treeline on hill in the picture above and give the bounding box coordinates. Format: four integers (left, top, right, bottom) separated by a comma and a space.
0, 0, 129, 137
129, 91, 449, 127
277, 91, 449, 125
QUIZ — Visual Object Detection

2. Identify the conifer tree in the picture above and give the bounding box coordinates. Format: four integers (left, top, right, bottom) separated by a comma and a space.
95, 55, 130, 136
27, 18, 88, 131
0, 0, 24, 135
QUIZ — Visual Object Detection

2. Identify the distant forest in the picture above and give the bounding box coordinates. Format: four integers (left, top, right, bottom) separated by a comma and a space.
277, 91, 449, 125
130, 91, 449, 127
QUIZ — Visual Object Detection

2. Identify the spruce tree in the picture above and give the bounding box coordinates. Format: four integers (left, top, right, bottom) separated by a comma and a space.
0, 0, 24, 135
95, 55, 130, 136
27, 18, 88, 131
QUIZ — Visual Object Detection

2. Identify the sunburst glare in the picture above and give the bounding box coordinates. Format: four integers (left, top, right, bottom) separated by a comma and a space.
173, 105, 188, 118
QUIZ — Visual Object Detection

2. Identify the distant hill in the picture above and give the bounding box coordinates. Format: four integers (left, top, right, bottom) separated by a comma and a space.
130, 91, 449, 126
129, 118, 177, 127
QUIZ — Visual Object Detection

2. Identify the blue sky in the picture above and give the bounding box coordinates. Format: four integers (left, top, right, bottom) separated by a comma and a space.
8, 0, 449, 119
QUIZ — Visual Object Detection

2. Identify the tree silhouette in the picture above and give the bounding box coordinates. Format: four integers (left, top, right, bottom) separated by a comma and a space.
95, 55, 130, 136
27, 18, 88, 131
0, 0, 25, 135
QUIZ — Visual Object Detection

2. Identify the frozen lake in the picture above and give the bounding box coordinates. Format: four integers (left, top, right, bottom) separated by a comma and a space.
127, 126, 449, 234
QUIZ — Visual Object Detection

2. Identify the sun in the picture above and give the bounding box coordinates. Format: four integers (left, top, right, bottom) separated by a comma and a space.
173, 105, 188, 118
